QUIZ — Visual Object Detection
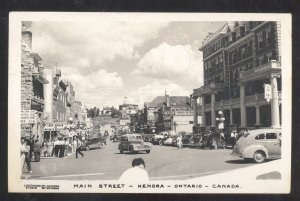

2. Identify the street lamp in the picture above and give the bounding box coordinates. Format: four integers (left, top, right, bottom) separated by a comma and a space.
216, 111, 225, 133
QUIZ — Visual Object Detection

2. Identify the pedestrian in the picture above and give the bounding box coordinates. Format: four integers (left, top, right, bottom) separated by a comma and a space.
63, 138, 69, 157
59, 137, 65, 158
33, 139, 41, 162
176, 134, 183, 149
20, 138, 32, 175
119, 158, 149, 182
206, 131, 214, 150
20, 137, 30, 178
29, 137, 34, 160
75, 137, 84, 158
53, 138, 60, 157
220, 132, 225, 149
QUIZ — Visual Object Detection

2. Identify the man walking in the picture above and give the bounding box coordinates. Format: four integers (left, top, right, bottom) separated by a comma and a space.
75, 137, 84, 158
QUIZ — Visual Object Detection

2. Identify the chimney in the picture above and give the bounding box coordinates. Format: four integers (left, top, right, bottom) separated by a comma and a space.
22, 21, 32, 49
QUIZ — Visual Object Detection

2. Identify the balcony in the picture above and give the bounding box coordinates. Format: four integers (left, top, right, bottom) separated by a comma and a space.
239, 60, 281, 82
32, 67, 49, 84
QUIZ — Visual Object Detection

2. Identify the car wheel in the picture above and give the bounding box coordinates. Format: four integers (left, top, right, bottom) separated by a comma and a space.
130, 146, 135, 153
120, 149, 123, 154
85, 146, 90, 151
146, 150, 150, 154
253, 151, 266, 163
159, 140, 163, 145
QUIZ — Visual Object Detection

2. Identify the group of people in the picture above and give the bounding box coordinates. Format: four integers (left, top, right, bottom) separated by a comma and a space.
41, 135, 84, 159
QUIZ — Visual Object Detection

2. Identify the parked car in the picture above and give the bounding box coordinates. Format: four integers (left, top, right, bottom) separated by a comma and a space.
81, 137, 103, 151
182, 133, 194, 147
118, 134, 152, 154
231, 128, 281, 163
112, 134, 122, 142
163, 135, 177, 146
152, 131, 169, 145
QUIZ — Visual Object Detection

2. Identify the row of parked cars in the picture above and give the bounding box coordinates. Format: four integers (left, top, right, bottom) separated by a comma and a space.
150, 128, 282, 163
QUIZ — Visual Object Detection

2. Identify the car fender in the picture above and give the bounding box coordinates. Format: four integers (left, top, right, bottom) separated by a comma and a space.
242, 145, 269, 159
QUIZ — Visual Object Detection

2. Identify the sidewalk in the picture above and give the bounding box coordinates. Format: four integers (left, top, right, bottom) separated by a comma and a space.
39, 151, 75, 159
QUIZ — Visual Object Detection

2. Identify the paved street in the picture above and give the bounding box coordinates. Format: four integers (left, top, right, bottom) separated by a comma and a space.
24, 139, 256, 180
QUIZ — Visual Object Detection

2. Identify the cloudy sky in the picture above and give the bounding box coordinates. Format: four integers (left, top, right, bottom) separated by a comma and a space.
30, 20, 225, 108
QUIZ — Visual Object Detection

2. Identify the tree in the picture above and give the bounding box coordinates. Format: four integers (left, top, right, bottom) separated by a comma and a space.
111, 106, 121, 117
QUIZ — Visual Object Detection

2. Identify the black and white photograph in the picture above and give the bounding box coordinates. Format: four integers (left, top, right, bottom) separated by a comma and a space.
8, 12, 291, 193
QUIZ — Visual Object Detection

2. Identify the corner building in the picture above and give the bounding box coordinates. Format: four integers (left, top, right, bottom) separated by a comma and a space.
192, 21, 282, 132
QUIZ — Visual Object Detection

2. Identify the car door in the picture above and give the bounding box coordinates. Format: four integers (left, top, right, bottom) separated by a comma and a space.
265, 132, 280, 158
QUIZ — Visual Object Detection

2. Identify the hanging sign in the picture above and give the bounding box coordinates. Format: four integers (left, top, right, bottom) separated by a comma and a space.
264, 84, 272, 102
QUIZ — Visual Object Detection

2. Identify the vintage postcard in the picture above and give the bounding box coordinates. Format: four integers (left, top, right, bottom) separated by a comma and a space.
8, 12, 291, 193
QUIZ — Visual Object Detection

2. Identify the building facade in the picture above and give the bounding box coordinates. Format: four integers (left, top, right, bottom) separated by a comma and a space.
52, 69, 68, 123
21, 22, 49, 141
66, 81, 76, 121
192, 21, 282, 132
74, 101, 83, 123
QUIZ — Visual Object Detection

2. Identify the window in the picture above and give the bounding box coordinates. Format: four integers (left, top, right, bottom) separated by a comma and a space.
219, 54, 223, 63
266, 52, 273, 63
266, 26, 272, 45
245, 22, 250, 33
258, 55, 264, 66
228, 33, 233, 43
241, 47, 246, 59
266, 133, 277, 139
255, 134, 265, 140
220, 73, 224, 81
189, 121, 193, 124
258, 32, 264, 49
232, 52, 237, 63
236, 27, 240, 38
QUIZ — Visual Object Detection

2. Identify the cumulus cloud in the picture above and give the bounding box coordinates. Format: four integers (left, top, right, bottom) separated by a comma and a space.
125, 80, 191, 108
133, 43, 203, 86
31, 21, 169, 73
60, 67, 123, 107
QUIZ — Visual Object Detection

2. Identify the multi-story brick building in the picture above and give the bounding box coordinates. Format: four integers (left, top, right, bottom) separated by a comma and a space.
21, 22, 49, 140
52, 69, 68, 123
66, 81, 76, 121
192, 21, 282, 132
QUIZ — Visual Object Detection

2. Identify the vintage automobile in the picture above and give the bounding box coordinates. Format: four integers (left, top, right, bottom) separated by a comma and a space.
182, 133, 194, 147
231, 128, 281, 163
118, 134, 152, 154
163, 135, 177, 146
152, 131, 169, 145
81, 137, 103, 151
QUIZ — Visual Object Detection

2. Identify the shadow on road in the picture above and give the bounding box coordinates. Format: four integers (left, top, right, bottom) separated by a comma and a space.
225, 159, 253, 164
114, 152, 148, 155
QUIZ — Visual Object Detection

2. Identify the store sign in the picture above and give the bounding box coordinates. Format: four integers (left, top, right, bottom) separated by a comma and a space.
264, 84, 272, 102
218, 122, 224, 129
21, 110, 37, 123
174, 111, 193, 116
